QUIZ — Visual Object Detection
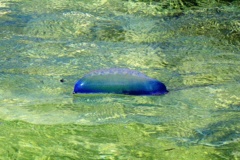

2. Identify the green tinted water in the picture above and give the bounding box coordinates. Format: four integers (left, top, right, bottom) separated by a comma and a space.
0, 0, 240, 159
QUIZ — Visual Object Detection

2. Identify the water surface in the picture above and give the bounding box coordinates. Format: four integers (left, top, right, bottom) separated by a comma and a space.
0, 0, 240, 159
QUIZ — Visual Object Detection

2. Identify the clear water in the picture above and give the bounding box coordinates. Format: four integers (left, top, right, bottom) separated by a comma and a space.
0, 0, 240, 159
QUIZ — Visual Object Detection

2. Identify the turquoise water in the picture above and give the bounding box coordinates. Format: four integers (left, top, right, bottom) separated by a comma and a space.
0, 0, 240, 159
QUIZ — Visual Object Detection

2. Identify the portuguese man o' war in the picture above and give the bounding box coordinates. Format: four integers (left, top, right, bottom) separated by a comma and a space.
73, 68, 168, 95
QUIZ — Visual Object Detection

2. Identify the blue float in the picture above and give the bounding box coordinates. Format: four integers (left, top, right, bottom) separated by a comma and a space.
73, 68, 168, 95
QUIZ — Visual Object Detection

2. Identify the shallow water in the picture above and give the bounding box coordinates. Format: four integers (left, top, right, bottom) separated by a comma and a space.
0, 0, 240, 159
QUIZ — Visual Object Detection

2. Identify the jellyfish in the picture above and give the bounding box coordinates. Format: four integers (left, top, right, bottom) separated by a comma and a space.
73, 68, 168, 95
